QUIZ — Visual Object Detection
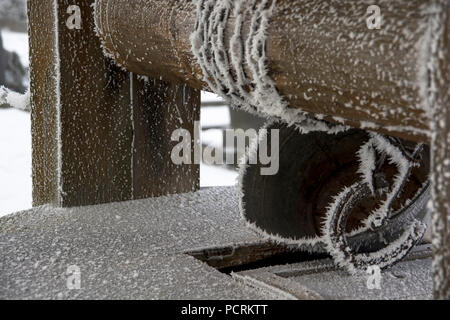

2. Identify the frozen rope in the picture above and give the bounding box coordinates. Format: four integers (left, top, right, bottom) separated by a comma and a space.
321, 133, 429, 273
190, 0, 347, 134
360, 133, 421, 229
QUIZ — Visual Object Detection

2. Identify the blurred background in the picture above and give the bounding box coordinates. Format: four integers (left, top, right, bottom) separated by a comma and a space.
0, 0, 265, 217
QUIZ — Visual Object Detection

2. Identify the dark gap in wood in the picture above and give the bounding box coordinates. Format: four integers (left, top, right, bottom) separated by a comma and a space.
186, 242, 328, 274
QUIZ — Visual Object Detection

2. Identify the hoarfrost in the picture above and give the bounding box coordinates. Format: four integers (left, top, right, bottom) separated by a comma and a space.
190, 0, 348, 134
321, 133, 429, 273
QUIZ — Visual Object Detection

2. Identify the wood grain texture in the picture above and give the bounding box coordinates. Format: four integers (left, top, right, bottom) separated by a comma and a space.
29, 0, 199, 207
29, 0, 59, 205
132, 77, 200, 199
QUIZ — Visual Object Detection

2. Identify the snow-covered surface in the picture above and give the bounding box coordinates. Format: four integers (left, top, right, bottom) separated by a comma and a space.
0, 0, 27, 33
321, 133, 429, 273
0, 187, 274, 299
200, 106, 230, 128
200, 162, 237, 187
200, 91, 223, 103
0, 186, 432, 299
234, 244, 432, 300
290, 258, 431, 300
0, 108, 31, 217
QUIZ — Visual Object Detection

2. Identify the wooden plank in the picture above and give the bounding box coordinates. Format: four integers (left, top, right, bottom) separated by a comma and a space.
29, 0, 199, 207
132, 77, 200, 198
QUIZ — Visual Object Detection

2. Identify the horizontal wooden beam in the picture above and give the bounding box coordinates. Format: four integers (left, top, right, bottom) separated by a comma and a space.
94, 0, 447, 143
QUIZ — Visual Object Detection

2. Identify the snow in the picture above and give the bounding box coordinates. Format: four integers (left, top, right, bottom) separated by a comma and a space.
199, 93, 237, 186
200, 105, 230, 128
0, 86, 30, 110
0, 184, 431, 299
0, 108, 31, 217
289, 256, 431, 299
200, 162, 237, 187
0, 103, 238, 216
201, 129, 224, 149
233, 244, 432, 299
321, 133, 430, 273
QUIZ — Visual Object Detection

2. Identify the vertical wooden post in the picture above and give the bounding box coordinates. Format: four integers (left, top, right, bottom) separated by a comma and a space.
28, 0, 199, 207
432, 85, 450, 300
432, 2, 450, 300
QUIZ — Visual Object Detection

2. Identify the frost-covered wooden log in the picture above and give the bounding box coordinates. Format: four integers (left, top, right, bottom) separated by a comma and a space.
29, 0, 199, 207
95, 0, 445, 143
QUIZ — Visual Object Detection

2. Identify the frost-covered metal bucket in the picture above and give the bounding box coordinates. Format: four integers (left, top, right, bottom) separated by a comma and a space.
239, 121, 430, 258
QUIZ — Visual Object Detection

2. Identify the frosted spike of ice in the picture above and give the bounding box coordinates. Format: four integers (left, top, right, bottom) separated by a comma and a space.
356, 140, 377, 194
363, 133, 412, 228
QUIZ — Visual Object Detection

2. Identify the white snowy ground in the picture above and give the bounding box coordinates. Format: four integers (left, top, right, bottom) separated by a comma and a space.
0, 30, 237, 217
200, 91, 238, 187
0, 107, 31, 216
0, 30, 31, 217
